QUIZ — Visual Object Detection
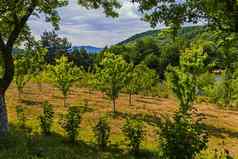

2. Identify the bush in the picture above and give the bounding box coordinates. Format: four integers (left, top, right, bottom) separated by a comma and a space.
16, 105, 26, 129
122, 118, 144, 155
93, 116, 110, 151
39, 101, 54, 135
59, 106, 81, 143
159, 112, 208, 159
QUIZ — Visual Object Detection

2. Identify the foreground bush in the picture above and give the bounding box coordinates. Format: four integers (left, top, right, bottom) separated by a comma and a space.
16, 105, 26, 129
59, 106, 81, 143
39, 101, 54, 135
93, 116, 110, 151
159, 112, 208, 159
122, 118, 144, 155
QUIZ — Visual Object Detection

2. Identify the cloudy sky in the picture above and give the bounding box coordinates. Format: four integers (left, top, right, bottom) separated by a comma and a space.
28, 0, 159, 48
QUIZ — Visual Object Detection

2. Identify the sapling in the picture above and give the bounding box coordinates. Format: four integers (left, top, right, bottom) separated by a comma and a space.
59, 106, 81, 143
93, 115, 110, 151
122, 118, 144, 155
39, 101, 54, 135
95, 52, 130, 114
48, 56, 81, 107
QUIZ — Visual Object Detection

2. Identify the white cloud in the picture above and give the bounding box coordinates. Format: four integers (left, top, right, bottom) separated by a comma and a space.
28, 0, 154, 47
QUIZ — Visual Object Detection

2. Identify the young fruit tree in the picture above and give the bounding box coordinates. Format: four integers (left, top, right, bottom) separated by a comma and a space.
126, 63, 157, 105
14, 43, 47, 99
95, 52, 130, 114
47, 56, 81, 107
14, 55, 32, 100
159, 41, 209, 159
29, 42, 47, 92
0, 0, 120, 134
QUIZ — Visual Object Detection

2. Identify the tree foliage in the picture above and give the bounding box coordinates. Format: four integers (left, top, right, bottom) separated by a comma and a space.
47, 56, 81, 107
14, 42, 47, 99
41, 31, 71, 63
133, 0, 238, 34
126, 63, 157, 105
95, 52, 130, 113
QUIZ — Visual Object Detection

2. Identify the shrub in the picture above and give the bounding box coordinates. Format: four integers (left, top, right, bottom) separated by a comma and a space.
39, 101, 54, 135
122, 118, 144, 155
16, 105, 26, 129
159, 112, 208, 159
59, 106, 81, 143
93, 116, 110, 151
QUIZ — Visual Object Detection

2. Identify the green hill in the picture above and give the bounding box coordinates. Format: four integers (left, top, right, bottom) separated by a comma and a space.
118, 25, 204, 45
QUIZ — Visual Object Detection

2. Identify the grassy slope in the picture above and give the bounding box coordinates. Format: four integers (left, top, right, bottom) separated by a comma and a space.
3, 82, 238, 158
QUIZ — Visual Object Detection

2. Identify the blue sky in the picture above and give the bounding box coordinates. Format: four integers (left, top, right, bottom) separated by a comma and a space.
28, 0, 159, 48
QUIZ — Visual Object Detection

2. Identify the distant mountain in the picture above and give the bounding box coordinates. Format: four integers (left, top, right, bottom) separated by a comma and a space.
67, 45, 103, 54
117, 26, 204, 45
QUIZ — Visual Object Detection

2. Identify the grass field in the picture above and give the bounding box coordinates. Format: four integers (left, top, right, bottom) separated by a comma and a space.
3, 82, 238, 158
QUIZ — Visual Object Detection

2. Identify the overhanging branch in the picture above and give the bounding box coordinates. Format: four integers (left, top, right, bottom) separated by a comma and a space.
6, 3, 36, 49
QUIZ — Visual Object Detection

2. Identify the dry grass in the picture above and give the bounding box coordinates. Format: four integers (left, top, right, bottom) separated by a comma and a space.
5, 82, 238, 157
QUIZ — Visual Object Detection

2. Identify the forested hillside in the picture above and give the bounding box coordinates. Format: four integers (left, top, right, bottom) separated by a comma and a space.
118, 26, 204, 45
105, 26, 208, 79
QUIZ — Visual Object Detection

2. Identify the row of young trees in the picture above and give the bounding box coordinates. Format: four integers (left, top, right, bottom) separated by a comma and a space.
13, 49, 157, 113
12, 41, 213, 158
16, 101, 146, 156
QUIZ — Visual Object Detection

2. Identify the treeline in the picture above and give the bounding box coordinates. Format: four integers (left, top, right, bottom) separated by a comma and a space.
105, 26, 238, 108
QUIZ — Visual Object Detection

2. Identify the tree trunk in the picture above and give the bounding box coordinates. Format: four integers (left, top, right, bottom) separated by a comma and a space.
0, 2, 36, 134
112, 98, 116, 114
63, 95, 67, 107
0, 94, 8, 134
129, 93, 132, 106
0, 48, 14, 134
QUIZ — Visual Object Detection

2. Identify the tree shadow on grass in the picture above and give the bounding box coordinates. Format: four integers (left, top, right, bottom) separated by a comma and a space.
114, 111, 161, 126
70, 105, 94, 113
135, 99, 157, 105
0, 124, 157, 159
204, 124, 238, 139
21, 99, 43, 106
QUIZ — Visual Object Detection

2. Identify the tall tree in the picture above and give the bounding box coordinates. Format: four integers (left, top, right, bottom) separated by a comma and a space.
70, 47, 94, 70
41, 31, 71, 63
0, 0, 121, 133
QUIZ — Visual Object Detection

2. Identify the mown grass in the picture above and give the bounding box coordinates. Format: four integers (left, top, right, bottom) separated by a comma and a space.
4, 82, 238, 158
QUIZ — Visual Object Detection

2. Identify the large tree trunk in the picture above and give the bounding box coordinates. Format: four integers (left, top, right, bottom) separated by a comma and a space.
0, 94, 8, 134
0, 47, 14, 134
0, 2, 36, 134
